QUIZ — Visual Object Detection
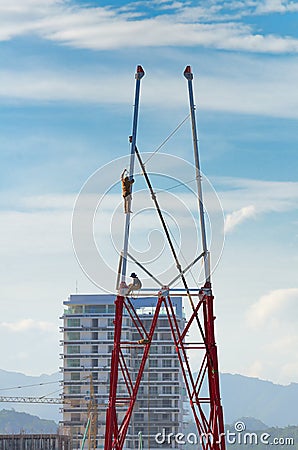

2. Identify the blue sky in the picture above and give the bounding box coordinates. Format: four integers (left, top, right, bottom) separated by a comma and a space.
0, 0, 298, 388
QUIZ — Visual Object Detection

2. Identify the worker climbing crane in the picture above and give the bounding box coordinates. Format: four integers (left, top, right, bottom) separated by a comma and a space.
104, 65, 226, 450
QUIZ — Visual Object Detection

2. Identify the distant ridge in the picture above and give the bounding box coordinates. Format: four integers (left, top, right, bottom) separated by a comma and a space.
0, 409, 58, 433
221, 373, 298, 427
0, 369, 297, 426
0, 369, 60, 422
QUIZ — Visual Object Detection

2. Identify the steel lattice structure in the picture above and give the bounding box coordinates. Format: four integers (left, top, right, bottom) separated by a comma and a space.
104, 66, 226, 450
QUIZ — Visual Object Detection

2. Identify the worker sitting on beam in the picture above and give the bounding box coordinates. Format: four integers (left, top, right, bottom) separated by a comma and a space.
127, 272, 142, 295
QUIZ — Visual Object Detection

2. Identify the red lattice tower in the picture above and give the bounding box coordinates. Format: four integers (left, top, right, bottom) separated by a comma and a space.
104, 65, 226, 450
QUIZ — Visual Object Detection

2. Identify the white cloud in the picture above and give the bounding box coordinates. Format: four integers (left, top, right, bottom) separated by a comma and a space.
1, 54, 298, 121
256, 0, 298, 13
246, 287, 298, 327
0, 0, 298, 54
224, 204, 256, 233
220, 177, 298, 234
215, 177, 298, 214
246, 359, 266, 379
0, 318, 56, 332
0, 209, 72, 255
244, 288, 298, 383
35, 15, 298, 53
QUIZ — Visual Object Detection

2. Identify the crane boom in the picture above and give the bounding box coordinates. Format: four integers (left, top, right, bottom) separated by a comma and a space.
0, 396, 62, 404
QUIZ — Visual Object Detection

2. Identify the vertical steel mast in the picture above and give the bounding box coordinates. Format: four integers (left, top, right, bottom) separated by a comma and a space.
184, 65, 225, 448
104, 65, 144, 450
121, 65, 145, 284
184, 65, 210, 284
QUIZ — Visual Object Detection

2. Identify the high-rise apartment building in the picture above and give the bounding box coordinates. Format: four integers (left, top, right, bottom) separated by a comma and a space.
60, 294, 186, 449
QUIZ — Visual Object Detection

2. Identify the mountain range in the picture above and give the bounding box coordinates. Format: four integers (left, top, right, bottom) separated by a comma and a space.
0, 369, 297, 427
0, 369, 60, 422
0, 409, 58, 433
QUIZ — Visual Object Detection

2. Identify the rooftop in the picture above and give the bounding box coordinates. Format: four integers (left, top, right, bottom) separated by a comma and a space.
64, 294, 183, 318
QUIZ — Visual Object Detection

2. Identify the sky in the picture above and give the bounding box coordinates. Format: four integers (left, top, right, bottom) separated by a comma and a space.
0, 0, 297, 387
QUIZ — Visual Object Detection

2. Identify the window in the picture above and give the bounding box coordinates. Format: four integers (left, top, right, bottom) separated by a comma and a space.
162, 413, 170, 420
149, 386, 158, 395
92, 332, 98, 340
67, 359, 80, 368
150, 373, 158, 381
67, 332, 80, 341
162, 386, 172, 395
149, 359, 158, 368
162, 399, 172, 408
134, 413, 144, 421
71, 373, 80, 381
67, 345, 80, 354
92, 318, 98, 328
92, 345, 98, 354
162, 359, 172, 368
108, 318, 114, 326
85, 305, 106, 313
107, 305, 115, 313
162, 373, 172, 381
162, 346, 172, 354
92, 359, 98, 368
71, 413, 80, 422
67, 318, 80, 327
159, 332, 171, 340
108, 331, 114, 340
158, 319, 169, 328
92, 372, 98, 380
69, 385, 81, 394
69, 306, 83, 314
150, 346, 158, 354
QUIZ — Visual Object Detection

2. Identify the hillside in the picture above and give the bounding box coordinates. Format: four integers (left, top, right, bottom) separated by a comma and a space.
1, 369, 297, 427
0, 369, 60, 422
220, 373, 298, 426
0, 409, 58, 433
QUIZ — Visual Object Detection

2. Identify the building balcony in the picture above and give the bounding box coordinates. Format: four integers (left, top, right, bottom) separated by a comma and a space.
60, 327, 116, 332
61, 353, 112, 358
61, 340, 115, 345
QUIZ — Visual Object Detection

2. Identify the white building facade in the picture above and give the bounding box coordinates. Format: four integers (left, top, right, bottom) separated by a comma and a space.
60, 294, 186, 449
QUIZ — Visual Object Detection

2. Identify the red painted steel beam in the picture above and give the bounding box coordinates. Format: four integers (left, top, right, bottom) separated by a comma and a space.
103, 291, 225, 450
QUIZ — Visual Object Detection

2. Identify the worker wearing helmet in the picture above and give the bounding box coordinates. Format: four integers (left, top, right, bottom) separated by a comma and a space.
121, 169, 134, 214
127, 273, 142, 295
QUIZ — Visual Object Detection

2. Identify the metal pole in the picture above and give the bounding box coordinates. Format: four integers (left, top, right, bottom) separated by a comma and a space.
80, 417, 90, 450
184, 66, 210, 283
138, 432, 143, 450
120, 65, 145, 285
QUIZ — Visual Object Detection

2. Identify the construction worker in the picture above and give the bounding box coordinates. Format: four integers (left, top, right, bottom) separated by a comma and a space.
127, 272, 142, 295
121, 169, 134, 214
